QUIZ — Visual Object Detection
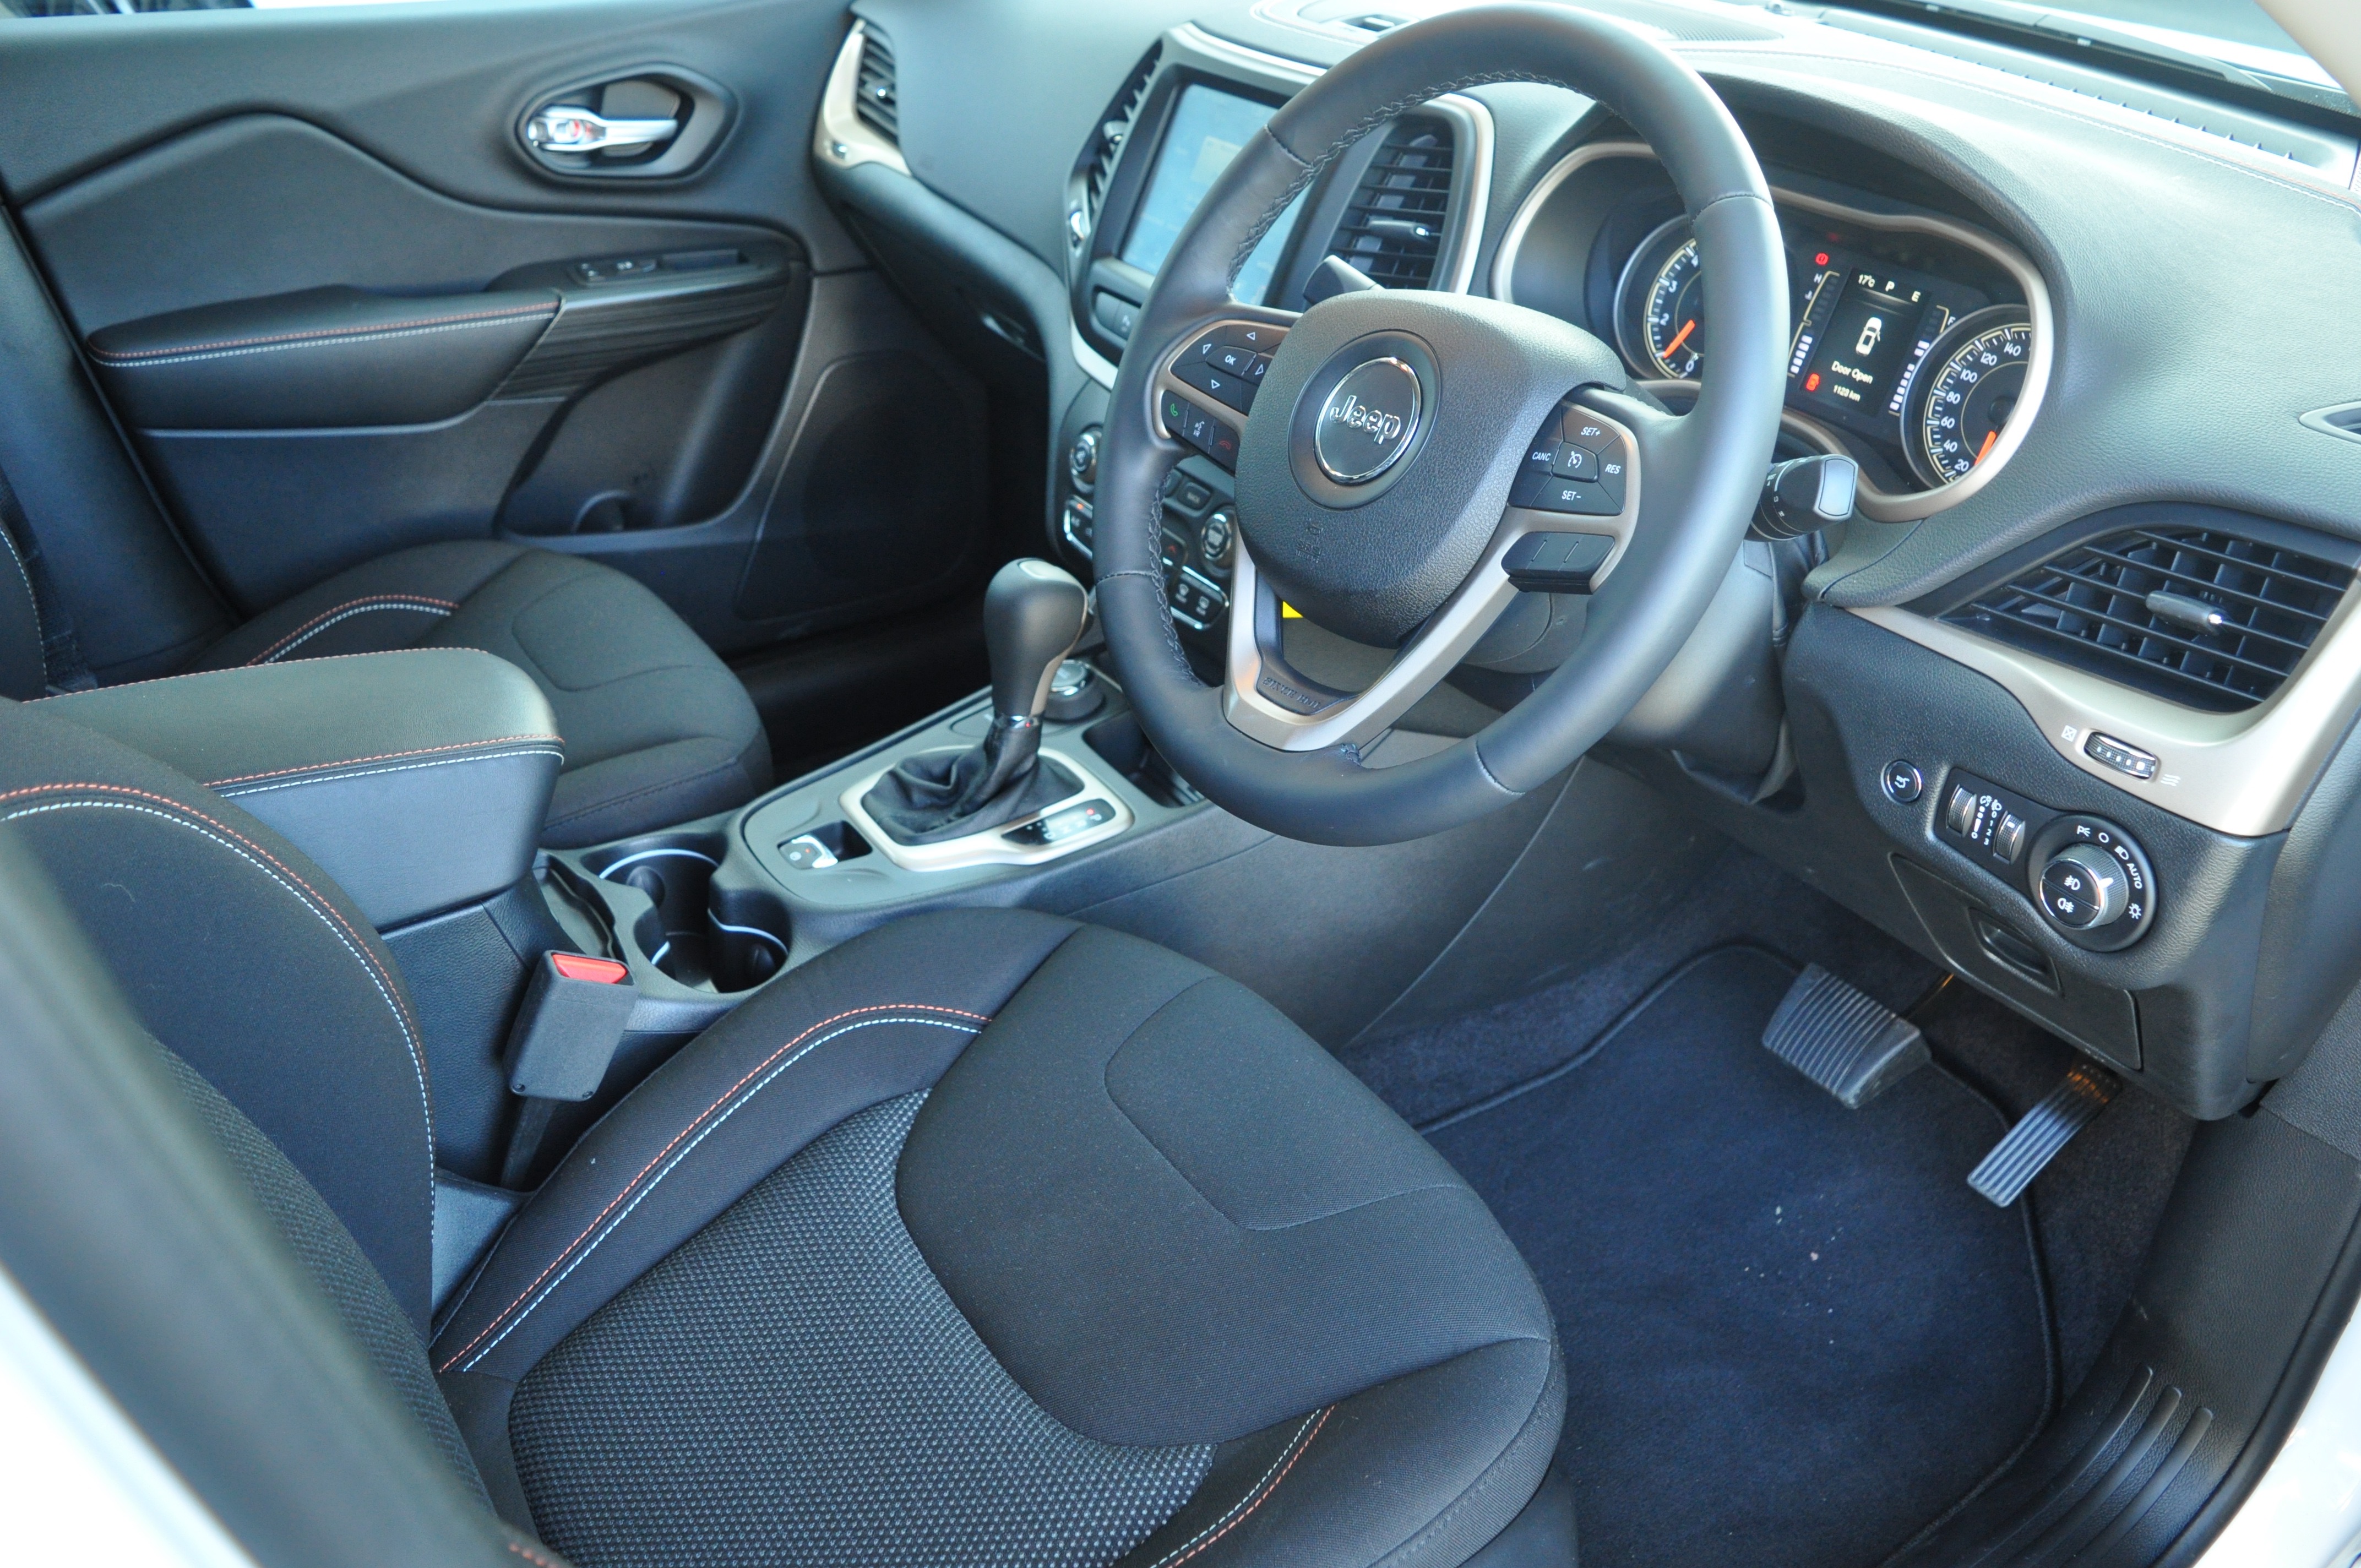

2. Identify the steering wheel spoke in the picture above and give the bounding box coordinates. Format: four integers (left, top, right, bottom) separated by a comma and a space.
1151, 313, 1300, 470
1222, 394, 1647, 753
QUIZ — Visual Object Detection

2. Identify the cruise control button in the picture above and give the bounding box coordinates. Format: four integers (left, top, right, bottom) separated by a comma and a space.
1564, 413, 1615, 452
1535, 477, 1614, 515
1550, 442, 1601, 482
1594, 438, 1630, 508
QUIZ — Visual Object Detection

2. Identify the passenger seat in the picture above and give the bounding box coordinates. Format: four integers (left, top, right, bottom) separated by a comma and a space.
0, 517, 770, 848
0, 239, 770, 850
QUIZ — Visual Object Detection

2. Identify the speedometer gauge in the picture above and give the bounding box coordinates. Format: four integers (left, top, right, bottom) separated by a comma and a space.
1613, 218, 1707, 380
1905, 306, 2033, 485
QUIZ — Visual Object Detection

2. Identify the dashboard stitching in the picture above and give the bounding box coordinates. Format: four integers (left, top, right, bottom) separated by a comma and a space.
1679, 45, 2361, 221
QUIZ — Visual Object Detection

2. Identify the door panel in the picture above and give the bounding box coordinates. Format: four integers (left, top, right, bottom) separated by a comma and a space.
0, 0, 993, 656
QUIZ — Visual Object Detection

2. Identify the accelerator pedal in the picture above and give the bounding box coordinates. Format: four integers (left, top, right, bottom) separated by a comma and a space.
1968, 1060, 2120, 1207
1762, 963, 1929, 1110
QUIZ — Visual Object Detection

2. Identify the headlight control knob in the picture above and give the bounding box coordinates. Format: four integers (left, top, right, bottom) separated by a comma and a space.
2038, 844, 2128, 929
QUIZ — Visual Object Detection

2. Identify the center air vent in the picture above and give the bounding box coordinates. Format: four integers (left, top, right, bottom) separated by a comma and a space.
854, 25, 897, 143
1946, 525, 2356, 712
1081, 45, 1161, 237
1328, 116, 1456, 290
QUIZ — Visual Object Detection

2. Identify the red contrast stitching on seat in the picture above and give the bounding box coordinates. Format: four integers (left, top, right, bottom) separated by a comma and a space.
205, 735, 564, 788
0, 783, 421, 1046
247, 595, 459, 666
90, 301, 557, 362
434, 1001, 994, 1372
1148, 1406, 1334, 1568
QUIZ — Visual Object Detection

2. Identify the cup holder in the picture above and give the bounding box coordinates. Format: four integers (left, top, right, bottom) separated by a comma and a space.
582, 832, 790, 994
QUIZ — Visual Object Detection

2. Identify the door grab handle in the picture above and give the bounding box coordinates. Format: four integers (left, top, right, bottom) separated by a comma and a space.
526, 108, 679, 154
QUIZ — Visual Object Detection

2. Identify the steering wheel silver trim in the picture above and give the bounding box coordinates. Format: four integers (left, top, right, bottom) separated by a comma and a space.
1223, 402, 1643, 752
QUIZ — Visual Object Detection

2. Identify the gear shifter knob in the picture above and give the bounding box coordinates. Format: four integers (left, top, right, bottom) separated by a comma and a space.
987, 559, 1090, 723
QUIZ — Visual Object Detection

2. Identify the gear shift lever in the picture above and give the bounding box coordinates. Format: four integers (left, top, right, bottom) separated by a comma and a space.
859, 559, 1090, 845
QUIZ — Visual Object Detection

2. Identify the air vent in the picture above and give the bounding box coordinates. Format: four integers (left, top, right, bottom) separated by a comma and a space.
854, 25, 897, 144
1082, 45, 1161, 235
1946, 525, 2356, 712
1328, 117, 1455, 290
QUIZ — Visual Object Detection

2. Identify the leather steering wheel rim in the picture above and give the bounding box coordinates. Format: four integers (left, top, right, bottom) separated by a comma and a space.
1095, 2, 1787, 845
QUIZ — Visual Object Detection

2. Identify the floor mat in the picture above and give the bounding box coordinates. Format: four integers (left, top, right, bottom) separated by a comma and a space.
1425, 946, 2052, 1568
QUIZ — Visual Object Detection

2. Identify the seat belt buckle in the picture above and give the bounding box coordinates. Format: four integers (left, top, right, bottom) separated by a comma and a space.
503, 951, 637, 1103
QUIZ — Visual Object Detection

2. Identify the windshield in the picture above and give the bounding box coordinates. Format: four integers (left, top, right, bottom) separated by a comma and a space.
1851, 0, 2352, 115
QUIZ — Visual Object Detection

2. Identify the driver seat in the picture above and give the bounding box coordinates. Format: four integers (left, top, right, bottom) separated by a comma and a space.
0, 694, 1569, 1568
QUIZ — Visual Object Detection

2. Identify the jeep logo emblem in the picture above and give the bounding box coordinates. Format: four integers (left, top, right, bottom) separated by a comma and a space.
1314, 357, 1422, 484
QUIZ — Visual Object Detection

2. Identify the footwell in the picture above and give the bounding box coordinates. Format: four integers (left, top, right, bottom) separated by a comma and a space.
1426, 947, 2052, 1568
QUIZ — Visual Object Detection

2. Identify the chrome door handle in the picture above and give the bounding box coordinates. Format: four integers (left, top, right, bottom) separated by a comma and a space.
526, 107, 680, 154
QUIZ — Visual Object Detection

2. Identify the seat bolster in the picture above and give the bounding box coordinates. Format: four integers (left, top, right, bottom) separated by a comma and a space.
1110, 1340, 1566, 1568
429, 908, 1078, 1385
188, 541, 526, 669
0, 699, 437, 1332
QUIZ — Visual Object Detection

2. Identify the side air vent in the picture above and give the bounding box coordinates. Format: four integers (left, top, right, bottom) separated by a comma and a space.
1081, 45, 1161, 239
854, 25, 898, 144
1946, 525, 2356, 712
1328, 117, 1455, 289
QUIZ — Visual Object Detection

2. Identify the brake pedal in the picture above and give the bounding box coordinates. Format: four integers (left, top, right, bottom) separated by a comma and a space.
1761, 963, 1929, 1110
1968, 1061, 2121, 1207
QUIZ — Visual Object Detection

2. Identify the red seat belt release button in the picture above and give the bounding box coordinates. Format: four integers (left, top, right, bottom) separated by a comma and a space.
503, 950, 638, 1102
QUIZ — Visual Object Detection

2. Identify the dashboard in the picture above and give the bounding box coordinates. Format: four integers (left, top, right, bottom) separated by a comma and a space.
819, 0, 2361, 1120
1493, 139, 2049, 519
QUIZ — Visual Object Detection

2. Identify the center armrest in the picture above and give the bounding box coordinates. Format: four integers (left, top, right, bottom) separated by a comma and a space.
41, 649, 562, 928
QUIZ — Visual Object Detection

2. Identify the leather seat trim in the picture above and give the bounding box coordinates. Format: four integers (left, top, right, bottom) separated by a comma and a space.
87, 299, 557, 367
247, 595, 457, 665
437, 1001, 992, 1375
204, 735, 563, 792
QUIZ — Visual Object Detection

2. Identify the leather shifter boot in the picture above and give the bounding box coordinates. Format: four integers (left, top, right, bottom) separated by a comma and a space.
861, 559, 1089, 845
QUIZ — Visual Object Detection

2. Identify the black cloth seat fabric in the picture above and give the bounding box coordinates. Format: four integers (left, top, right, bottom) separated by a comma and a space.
0, 693, 1562, 1568
0, 533, 768, 848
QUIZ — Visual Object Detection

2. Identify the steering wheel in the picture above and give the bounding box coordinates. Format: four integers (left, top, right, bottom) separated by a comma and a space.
1094, 3, 1787, 845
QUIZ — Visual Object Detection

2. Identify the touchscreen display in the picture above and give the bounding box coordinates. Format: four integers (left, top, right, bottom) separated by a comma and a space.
1121, 84, 1306, 306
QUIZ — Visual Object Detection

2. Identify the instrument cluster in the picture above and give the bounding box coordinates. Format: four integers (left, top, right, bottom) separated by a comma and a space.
1605, 201, 2034, 492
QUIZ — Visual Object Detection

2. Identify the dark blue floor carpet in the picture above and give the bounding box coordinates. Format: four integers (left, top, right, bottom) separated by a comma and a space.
1426, 946, 2052, 1568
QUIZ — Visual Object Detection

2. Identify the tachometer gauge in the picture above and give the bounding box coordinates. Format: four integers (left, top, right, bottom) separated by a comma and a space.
1613, 218, 1706, 380
1905, 306, 2033, 486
